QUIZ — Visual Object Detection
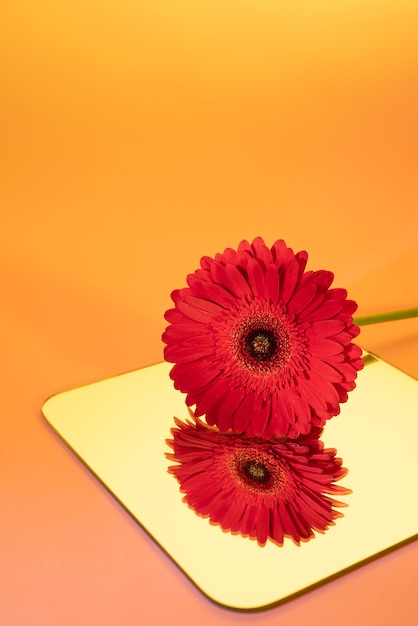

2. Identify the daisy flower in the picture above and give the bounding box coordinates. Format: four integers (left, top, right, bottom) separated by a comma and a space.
163, 237, 363, 439
166, 415, 350, 547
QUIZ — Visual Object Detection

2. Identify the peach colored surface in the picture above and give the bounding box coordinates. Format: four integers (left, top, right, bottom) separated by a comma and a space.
1, 2, 417, 624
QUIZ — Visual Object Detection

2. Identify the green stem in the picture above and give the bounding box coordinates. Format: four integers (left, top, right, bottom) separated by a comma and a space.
354, 307, 418, 326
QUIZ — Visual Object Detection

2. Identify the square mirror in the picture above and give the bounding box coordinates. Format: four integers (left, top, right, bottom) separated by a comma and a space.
42, 351, 418, 610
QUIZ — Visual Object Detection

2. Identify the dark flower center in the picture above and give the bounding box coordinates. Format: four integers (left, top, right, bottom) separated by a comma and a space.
241, 460, 272, 484
244, 328, 277, 361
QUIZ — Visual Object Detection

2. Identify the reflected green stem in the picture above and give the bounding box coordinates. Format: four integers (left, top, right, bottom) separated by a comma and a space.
354, 307, 418, 326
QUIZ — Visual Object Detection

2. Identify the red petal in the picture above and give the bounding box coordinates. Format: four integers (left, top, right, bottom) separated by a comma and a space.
172, 359, 219, 391
309, 358, 343, 382
301, 270, 334, 292
307, 371, 340, 404
192, 268, 213, 283
270, 508, 285, 545
164, 308, 188, 324
341, 299, 358, 315
225, 264, 252, 299
302, 299, 344, 322
210, 261, 232, 290
270, 391, 293, 436
280, 259, 299, 304
182, 335, 214, 348
247, 258, 266, 298
296, 378, 328, 412
188, 277, 237, 308
295, 250, 308, 274
287, 283, 317, 315
265, 264, 280, 303
237, 239, 252, 254
254, 506, 269, 546
200, 255, 214, 270
245, 399, 271, 437
176, 300, 214, 323
307, 319, 346, 337
164, 344, 213, 363
328, 287, 347, 301
184, 294, 224, 316
271, 239, 294, 266
231, 394, 256, 433
289, 389, 312, 429
279, 502, 301, 543
239, 503, 257, 536
309, 338, 344, 355
162, 322, 206, 341
330, 361, 358, 380
210, 390, 243, 432
221, 247, 239, 265
193, 376, 231, 417
250, 236, 273, 265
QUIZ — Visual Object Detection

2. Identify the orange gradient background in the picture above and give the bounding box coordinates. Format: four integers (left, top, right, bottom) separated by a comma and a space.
1, 2, 417, 624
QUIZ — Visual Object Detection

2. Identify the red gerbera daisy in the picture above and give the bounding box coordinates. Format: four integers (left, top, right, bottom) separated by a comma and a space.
163, 237, 363, 439
166, 415, 350, 547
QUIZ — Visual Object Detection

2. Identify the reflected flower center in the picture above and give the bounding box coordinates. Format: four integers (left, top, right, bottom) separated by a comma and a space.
241, 459, 272, 484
